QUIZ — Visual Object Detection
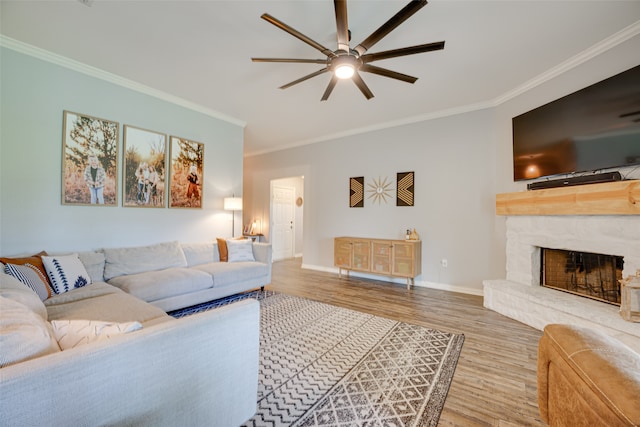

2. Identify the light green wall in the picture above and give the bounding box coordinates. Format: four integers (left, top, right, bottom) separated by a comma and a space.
0, 46, 244, 255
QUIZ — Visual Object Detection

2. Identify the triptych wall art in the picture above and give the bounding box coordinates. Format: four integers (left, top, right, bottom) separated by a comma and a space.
61, 110, 204, 209
349, 172, 414, 208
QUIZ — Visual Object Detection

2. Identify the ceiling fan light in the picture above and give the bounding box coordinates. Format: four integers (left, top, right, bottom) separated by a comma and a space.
335, 64, 355, 79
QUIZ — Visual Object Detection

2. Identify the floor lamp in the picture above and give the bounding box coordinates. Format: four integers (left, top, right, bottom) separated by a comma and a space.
223, 196, 242, 237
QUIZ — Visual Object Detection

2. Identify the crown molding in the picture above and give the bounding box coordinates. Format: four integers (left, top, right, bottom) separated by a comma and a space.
0, 35, 246, 128
247, 20, 640, 158
491, 20, 640, 106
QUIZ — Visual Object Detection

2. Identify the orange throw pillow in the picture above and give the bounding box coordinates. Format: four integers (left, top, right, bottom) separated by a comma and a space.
216, 238, 229, 262
1, 251, 49, 283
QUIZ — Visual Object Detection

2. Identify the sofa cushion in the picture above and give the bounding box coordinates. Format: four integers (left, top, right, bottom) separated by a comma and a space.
192, 261, 268, 288
103, 241, 187, 280
50, 319, 142, 350
77, 251, 106, 283
45, 282, 170, 327
181, 242, 215, 266
4, 263, 52, 301
42, 253, 92, 294
0, 296, 60, 368
227, 239, 255, 262
0, 271, 48, 320
108, 267, 213, 303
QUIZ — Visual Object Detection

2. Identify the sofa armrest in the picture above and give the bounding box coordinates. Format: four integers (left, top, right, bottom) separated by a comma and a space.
252, 242, 271, 264
252, 243, 272, 285
0, 299, 260, 427
537, 324, 640, 427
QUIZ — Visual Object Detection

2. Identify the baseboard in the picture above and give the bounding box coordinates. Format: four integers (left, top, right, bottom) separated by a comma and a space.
300, 264, 483, 296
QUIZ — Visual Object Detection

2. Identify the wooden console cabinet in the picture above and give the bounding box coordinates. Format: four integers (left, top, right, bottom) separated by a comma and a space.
334, 237, 422, 289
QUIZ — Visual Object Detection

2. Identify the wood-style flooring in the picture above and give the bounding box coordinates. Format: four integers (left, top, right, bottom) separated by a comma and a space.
266, 258, 546, 427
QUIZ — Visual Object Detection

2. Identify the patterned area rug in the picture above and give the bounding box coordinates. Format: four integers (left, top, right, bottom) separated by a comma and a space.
170, 291, 464, 427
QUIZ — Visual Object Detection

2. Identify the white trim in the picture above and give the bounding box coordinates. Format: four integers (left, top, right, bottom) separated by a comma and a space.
246, 20, 640, 158
0, 35, 246, 128
300, 263, 484, 296
492, 20, 640, 106
246, 100, 495, 157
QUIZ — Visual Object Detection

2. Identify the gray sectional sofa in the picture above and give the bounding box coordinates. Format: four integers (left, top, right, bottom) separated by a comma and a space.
101, 240, 272, 311
0, 239, 272, 426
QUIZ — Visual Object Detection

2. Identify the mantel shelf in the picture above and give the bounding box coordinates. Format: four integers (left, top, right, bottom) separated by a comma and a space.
496, 180, 640, 216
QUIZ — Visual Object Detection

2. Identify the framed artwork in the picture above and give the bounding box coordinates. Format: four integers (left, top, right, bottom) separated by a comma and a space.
397, 171, 415, 206
350, 176, 364, 208
169, 136, 204, 208
123, 125, 167, 208
62, 110, 119, 206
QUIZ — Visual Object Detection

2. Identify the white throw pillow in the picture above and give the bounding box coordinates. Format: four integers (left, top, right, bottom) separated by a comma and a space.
50, 319, 142, 350
226, 238, 255, 262
42, 253, 92, 295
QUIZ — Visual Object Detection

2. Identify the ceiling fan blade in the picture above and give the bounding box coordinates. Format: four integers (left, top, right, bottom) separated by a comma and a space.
334, 0, 350, 53
360, 64, 417, 84
361, 41, 445, 63
354, 0, 427, 56
252, 58, 328, 64
279, 68, 330, 90
261, 13, 336, 58
321, 75, 339, 101
352, 72, 374, 100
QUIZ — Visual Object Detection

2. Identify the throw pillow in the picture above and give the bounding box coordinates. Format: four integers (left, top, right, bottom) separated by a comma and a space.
4, 263, 53, 301
0, 296, 60, 368
0, 251, 49, 284
42, 253, 92, 295
216, 237, 245, 262
216, 238, 229, 262
50, 319, 142, 350
226, 238, 255, 262
0, 271, 49, 320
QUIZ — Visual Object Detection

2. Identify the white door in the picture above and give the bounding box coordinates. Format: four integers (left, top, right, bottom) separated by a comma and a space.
272, 184, 295, 261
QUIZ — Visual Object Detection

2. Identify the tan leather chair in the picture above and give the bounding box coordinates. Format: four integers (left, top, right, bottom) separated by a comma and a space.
537, 324, 640, 426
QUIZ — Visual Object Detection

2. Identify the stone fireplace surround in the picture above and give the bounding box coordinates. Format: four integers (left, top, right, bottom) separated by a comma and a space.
483, 215, 640, 353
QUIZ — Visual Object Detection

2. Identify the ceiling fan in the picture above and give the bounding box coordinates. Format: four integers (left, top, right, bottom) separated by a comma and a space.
252, 0, 445, 101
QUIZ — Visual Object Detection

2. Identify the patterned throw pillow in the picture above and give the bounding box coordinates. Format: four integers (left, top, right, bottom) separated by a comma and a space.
42, 254, 92, 294
226, 238, 255, 262
0, 251, 50, 285
4, 263, 53, 301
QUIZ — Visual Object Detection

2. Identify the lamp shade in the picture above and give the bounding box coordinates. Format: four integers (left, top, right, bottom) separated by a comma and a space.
223, 197, 242, 211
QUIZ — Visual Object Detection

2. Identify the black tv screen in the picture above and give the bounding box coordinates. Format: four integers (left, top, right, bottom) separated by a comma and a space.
512, 65, 640, 181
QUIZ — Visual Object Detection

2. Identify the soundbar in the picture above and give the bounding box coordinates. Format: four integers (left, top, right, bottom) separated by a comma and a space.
527, 171, 622, 190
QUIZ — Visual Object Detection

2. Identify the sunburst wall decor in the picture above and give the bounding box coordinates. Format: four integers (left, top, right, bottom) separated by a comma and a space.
350, 176, 364, 208
367, 176, 393, 205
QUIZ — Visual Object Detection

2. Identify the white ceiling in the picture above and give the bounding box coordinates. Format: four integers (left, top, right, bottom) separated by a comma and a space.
2, 1, 640, 156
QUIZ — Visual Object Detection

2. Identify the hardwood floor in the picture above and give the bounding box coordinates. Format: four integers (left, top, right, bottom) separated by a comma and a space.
266, 258, 546, 427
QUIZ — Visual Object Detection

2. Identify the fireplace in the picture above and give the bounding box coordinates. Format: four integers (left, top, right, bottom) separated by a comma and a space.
541, 248, 623, 305
483, 215, 640, 353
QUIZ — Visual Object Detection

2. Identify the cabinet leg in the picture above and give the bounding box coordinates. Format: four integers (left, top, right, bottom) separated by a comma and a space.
406, 278, 415, 290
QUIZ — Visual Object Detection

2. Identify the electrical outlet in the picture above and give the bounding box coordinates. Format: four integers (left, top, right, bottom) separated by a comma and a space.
441, 259, 448, 268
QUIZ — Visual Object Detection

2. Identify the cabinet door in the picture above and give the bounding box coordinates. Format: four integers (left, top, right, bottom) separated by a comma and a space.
392, 241, 416, 277
371, 240, 392, 274
334, 238, 352, 269
351, 240, 371, 272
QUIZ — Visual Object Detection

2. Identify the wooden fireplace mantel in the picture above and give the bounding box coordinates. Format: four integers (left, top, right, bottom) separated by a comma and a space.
495, 180, 640, 216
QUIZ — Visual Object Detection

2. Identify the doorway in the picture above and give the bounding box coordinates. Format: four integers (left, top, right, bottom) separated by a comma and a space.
270, 176, 304, 261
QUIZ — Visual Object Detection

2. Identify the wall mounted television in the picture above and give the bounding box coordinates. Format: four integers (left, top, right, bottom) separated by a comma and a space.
512, 64, 640, 181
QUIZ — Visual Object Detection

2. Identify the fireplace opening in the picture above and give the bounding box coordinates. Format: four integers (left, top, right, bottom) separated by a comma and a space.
541, 248, 623, 305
